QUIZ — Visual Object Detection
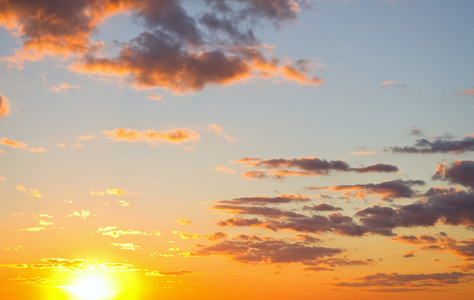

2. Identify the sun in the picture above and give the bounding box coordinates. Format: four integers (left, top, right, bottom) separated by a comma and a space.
64, 274, 117, 299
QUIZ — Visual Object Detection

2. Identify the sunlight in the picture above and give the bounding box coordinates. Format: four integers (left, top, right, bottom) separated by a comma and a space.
64, 274, 117, 299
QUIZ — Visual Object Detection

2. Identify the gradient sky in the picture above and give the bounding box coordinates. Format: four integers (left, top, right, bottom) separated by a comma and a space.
1, 0, 474, 299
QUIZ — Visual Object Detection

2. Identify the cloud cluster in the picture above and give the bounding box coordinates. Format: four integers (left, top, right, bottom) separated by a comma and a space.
334, 271, 474, 288
312, 180, 425, 200
235, 157, 398, 179
389, 136, 474, 154
1, 0, 322, 92
194, 234, 342, 264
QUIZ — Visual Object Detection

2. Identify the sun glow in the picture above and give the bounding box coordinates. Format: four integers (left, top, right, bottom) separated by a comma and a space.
64, 274, 117, 299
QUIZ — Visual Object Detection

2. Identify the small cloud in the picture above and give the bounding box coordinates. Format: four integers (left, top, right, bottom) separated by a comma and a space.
103, 128, 200, 145
457, 88, 474, 96
0, 137, 27, 148
209, 124, 236, 142
214, 165, 236, 173
0, 95, 10, 118
351, 151, 376, 155
0, 177, 6, 181
27, 147, 47, 153
16, 185, 26, 191
57, 143, 67, 148
21, 226, 46, 232
146, 93, 165, 102
380, 81, 406, 88
29, 189, 42, 198
118, 200, 130, 207
77, 135, 94, 140
176, 218, 193, 225
110, 243, 140, 250
68, 210, 92, 219
403, 250, 415, 258
48, 83, 81, 93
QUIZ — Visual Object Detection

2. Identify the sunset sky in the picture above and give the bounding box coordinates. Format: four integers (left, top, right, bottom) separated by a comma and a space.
1, 0, 474, 299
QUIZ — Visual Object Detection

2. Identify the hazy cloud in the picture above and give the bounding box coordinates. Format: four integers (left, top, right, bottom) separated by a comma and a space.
217, 194, 309, 205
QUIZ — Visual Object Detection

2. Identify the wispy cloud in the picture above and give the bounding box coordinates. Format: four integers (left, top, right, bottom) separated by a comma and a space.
209, 124, 236, 142
103, 128, 200, 145
48, 83, 81, 93
379, 81, 407, 88
0, 137, 27, 148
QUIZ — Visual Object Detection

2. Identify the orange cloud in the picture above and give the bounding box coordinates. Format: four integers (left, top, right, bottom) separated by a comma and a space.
176, 219, 193, 225
48, 83, 81, 93
0, 177, 6, 181
16, 185, 26, 191
380, 81, 406, 88
214, 166, 236, 173
209, 124, 236, 142
29, 189, 42, 198
351, 151, 376, 155
146, 93, 165, 102
0, 137, 27, 148
280, 64, 324, 85
103, 127, 200, 145
27, 147, 47, 153
0, 95, 10, 117
457, 88, 474, 96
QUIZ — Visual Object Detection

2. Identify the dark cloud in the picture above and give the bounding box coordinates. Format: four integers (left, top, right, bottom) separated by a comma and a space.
356, 190, 474, 236
217, 194, 310, 205
218, 213, 368, 237
235, 157, 398, 179
314, 180, 425, 200
193, 234, 342, 264
211, 204, 306, 218
2, 0, 322, 91
334, 272, 474, 288
303, 203, 343, 212
433, 160, 474, 189
216, 190, 474, 237
389, 136, 474, 154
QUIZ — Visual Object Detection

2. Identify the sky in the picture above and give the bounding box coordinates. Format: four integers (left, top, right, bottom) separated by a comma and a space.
1, 0, 474, 299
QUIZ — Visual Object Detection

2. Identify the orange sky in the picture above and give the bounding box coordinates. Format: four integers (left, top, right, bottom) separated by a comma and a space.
1, 0, 474, 299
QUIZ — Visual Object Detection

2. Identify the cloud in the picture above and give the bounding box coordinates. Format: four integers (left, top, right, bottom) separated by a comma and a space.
211, 204, 306, 218
176, 218, 193, 225
90, 188, 136, 196
403, 250, 415, 258
433, 160, 474, 189
217, 194, 309, 205
457, 88, 474, 96
312, 180, 425, 200
68, 210, 92, 219
193, 234, 343, 264
110, 243, 140, 250
334, 272, 474, 288
209, 124, 236, 142
356, 190, 474, 236
27, 147, 47, 153
235, 157, 398, 179
0, 94, 10, 117
214, 165, 236, 173
96, 226, 156, 238
146, 92, 165, 102
303, 203, 343, 212
48, 83, 81, 93
103, 127, 200, 145
145, 270, 194, 277
389, 136, 474, 154
1, 0, 322, 92
0, 137, 27, 148
391, 233, 474, 260
379, 81, 406, 88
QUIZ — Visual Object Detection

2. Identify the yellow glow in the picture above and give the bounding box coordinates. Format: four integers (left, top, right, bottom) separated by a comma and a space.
64, 274, 117, 299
